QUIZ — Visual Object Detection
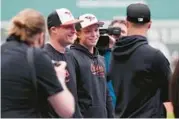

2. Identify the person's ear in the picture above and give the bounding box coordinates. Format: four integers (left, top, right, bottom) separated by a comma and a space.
148, 21, 152, 29
50, 26, 58, 34
126, 21, 130, 28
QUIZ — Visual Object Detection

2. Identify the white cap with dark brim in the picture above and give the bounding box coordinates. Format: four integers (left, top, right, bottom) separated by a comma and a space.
76, 14, 104, 31
47, 8, 82, 29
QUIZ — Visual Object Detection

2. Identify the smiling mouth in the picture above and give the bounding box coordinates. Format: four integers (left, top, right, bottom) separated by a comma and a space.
90, 37, 98, 40
89, 39, 97, 43
68, 35, 74, 37
67, 35, 77, 41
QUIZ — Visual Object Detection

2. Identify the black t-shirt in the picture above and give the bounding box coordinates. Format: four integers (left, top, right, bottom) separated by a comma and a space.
43, 44, 76, 90
43, 43, 83, 118
1, 36, 63, 118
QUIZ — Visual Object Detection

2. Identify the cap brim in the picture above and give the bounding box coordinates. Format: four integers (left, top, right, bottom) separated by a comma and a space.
96, 21, 104, 27
61, 19, 83, 26
83, 21, 104, 29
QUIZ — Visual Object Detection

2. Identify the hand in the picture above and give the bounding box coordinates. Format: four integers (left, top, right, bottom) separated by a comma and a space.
54, 61, 67, 83
108, 35, 116, 48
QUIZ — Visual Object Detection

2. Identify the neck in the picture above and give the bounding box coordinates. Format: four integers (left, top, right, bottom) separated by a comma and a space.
80, 43, 94, 54
127, 28, 147, 37
50, 38, 66, 53
28, 36, 39, 48
88, 47, 94, 54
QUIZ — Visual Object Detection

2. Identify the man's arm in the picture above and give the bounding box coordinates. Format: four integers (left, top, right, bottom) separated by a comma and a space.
154, 50, 172, 114
48, 62, 75, 118
163, 102, 173, 114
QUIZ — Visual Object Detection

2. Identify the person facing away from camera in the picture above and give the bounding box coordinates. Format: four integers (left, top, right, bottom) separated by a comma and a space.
1, 8, 75, 118
108, 3, 171, 118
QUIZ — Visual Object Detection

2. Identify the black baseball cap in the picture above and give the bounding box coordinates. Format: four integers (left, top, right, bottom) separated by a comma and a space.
127, 3, 151, 24
47, 8, 82, 29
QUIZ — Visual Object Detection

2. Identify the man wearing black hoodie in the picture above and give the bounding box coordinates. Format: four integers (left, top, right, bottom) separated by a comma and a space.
108, 3, 171, 118
70, 13, 114, 118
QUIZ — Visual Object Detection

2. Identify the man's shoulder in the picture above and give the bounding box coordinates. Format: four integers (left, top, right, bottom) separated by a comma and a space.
43, 44, 57, 59
32, 47, 52, 63
139, 44, 170, 66
65, 50, 78, 64
135, 43, 161, 59
65, 48, 78, 57
33, 47, 45, 54
141, 44, 167, 58
1, 41, 28, 53
43, 43, 52, 53
139, 43, 159, 53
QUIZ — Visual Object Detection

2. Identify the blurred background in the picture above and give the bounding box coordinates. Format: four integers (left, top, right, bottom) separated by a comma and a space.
1, 0, 179, 69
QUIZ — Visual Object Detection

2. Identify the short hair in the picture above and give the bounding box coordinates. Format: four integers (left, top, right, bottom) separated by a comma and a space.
128, 21, 150, 28
8, 8, 45, 41
109, 19, 126, 27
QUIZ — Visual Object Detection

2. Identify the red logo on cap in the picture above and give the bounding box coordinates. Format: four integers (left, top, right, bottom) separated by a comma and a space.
85, 16, 95, 21
64, 11, 72, 17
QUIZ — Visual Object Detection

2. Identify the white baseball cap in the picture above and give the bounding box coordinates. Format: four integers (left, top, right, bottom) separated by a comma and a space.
47, 8, 82, 29
76, 14, 104, 31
